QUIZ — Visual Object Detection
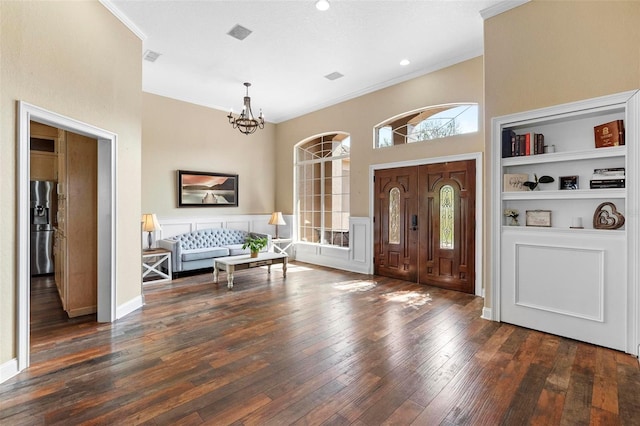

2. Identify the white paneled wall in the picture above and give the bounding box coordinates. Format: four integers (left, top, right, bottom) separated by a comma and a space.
144, 214, 372, 274
293, 217, 371, 274
154, 214, 286, 240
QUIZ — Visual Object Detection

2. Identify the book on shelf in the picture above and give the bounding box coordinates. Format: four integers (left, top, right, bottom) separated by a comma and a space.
592, 167, 625, 180
590, 179, 625, 189
594, 120, 625, 148
502, 131, 545, 157
501, 129, 515, 158
536, 133, 544, 154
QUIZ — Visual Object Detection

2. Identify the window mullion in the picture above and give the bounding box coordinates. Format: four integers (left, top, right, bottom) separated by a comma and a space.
320, 157, 325, 243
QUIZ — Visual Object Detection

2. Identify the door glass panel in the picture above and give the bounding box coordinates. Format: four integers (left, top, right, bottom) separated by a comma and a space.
389, 187, 400, 244
440, 185, 454, 249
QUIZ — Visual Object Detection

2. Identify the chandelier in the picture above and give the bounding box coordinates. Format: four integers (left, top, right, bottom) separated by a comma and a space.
227, 82, 265, 135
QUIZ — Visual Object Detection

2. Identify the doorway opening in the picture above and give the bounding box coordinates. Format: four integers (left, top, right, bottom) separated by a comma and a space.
17, 102, 116, 373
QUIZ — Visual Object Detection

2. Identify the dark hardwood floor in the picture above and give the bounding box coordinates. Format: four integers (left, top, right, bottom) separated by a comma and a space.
2, 263, 639, 425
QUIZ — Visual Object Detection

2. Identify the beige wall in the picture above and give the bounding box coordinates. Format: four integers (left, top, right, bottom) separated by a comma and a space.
5, 0, 638, 370
275, 56, 485, 217
483, 0, 640, 305
142, 93, 276, 218
0, 1, 142, 364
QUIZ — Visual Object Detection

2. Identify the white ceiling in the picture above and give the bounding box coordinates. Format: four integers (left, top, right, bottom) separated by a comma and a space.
106, 0, 519, 123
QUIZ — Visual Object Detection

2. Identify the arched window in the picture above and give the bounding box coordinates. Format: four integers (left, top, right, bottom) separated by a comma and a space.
295, 133, 350, 247
375, 103, 478, 148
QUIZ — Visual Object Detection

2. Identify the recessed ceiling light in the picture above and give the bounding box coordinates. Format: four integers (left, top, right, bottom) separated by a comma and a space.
400, 59, 410, 66
316, 0, 330, 11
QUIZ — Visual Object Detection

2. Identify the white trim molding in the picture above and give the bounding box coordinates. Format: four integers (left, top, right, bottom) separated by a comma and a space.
481, 307, 493, 321
117, 295, 144, 320
480, 0, 529, 20
17, 101, 118, 376
0, 359, 19, 384
99, 0, 147, 40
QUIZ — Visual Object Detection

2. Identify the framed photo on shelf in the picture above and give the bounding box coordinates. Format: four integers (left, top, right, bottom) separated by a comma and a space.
177, 170, 238, 207
526, 210, 552, 227
503, 173, 529, 192
560, 175, 579, 190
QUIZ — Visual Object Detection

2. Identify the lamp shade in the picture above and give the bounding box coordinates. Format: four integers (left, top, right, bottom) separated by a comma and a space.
268, 212, 286, 226
142, 213, 161, 232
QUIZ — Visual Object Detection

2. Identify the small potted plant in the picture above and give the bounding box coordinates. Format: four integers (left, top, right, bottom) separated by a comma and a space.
504, 208, 520, 226
242, 235, 268, 258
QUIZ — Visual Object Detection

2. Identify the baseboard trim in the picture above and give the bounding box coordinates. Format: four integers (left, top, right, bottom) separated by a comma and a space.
481, 306, 493, 321
116, 295, 144, 319
0, 358, 19, 384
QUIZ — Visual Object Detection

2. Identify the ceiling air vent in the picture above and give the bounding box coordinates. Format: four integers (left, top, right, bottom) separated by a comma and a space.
324, 71, 344, 81
143, 50, 161, 62
227, 24, 253, 41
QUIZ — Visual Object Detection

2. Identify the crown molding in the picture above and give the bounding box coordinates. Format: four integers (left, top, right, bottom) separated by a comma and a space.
99, 0, 147, 40
480, 0, 530, 20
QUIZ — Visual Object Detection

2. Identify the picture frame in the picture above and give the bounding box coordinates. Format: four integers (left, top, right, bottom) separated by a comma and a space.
503, 173, 529, 192
560, 175, 579, 190
526, 210, 552, 227
177, 170, 238, 207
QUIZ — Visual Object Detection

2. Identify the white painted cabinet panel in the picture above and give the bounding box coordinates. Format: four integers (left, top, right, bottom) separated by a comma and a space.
491, 90, 639, 354
501, 228, 626, 351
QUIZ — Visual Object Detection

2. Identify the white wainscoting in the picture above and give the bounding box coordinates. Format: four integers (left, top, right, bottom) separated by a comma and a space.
150, 215, 372, 274
153, 214, 293, 242
294, 217, 371, 274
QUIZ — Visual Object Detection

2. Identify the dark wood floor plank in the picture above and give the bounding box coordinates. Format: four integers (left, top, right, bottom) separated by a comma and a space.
616, 359, 640, 425
530, 388, 566, 426
1, 266, 639, 425
292, 372, 382, 425
591, 346, 619, 416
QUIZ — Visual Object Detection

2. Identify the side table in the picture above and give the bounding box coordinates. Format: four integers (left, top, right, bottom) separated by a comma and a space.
271, 238, 294, 255
142, 248, 172, 284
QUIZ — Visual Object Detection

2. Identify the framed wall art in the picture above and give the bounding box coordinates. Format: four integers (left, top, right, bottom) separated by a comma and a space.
177, 170, 238, 207
560, 175, 579, 190
503, 173, 529, 192
525, 210, 552, 227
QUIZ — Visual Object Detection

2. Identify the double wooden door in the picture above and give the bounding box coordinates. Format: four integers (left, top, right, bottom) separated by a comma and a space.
374, 160, 475, 293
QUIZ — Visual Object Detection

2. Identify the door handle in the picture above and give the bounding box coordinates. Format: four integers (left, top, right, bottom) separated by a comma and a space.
411, 215, 418, 230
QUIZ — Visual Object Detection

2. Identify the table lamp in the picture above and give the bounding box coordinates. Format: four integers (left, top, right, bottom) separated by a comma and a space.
268, 212, 286, 239
142, 213, 161, 250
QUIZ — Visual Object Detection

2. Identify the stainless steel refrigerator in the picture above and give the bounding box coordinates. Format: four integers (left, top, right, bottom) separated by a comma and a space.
30, 180, 55, 275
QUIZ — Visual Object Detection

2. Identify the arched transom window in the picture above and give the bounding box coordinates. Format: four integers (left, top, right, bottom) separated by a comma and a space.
295, 133, 350, 247
375, 103, 478, 148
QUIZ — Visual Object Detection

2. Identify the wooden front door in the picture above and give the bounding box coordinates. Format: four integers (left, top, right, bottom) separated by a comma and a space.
373, 167, 418, 282
418, 160, 475, 293
374, 160, 476, 293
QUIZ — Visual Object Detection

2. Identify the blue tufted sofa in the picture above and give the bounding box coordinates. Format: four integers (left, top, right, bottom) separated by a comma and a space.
157, 228, 271, 276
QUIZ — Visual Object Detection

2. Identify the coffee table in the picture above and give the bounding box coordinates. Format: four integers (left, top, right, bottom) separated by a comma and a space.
213, 252, 288, 289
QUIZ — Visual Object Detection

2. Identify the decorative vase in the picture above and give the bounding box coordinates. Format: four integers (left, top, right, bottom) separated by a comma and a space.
250, 250, 258, 258
509, 217, 519, 226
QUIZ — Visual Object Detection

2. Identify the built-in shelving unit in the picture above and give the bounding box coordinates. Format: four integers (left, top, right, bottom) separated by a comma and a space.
491, 90, 639, 355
